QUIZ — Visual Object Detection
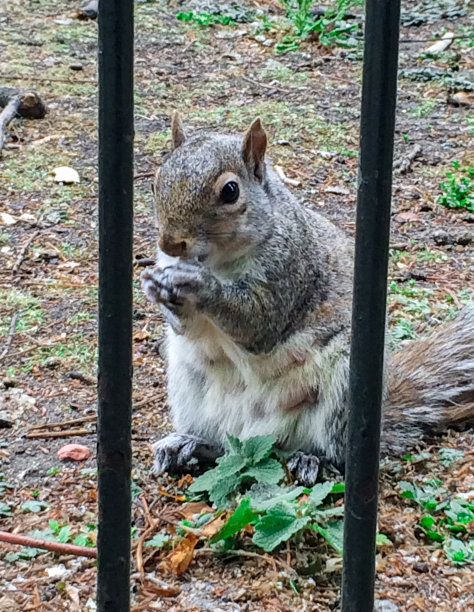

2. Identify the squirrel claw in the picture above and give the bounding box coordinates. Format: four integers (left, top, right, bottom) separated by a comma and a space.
287, 451, 320, 486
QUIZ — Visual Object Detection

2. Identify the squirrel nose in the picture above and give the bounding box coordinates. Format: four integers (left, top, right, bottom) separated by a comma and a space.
159, 235, 188, 257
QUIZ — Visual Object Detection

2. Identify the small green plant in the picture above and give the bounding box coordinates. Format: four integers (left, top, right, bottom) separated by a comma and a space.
187, 435, 364, 554
437, 162, 474, 213
276, 0, 362, 53
399, 479, 474, 565
176, 5, 255, 27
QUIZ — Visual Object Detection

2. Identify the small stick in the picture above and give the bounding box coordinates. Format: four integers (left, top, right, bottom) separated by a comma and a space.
0, 345, 37, 362
0, 74, 96, 85
28, 415, 97, 431
133, 395, 158, 409
12, 230, 40, 274
25, 428, 91, 439
0, 311, 19, 359
0, 530, 97, 558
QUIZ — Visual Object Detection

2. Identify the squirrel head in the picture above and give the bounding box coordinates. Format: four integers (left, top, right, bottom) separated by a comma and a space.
153, 112, 274, 267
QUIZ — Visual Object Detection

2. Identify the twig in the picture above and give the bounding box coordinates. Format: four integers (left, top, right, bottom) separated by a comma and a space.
12, 230, 40, 274
25, 428, 91, 439
241, 75, 291, 94
28, 415, 97, 432
194, 547, 297, 577
0, 530, 97, 558
0, 344, 37, 362
0, 74, 96, 85
0, 311, 19, 360
134, 395, 159, 409
134, 172, 156, 180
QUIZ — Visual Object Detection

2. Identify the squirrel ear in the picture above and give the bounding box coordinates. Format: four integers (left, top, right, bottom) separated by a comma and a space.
242, 117, 267, 180
170, 111, 186, 150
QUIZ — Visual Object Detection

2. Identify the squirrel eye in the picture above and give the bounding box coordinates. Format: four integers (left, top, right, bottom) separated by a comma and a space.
220, 181, 239, 204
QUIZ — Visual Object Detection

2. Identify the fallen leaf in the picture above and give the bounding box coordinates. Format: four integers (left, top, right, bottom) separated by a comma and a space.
180, 502, 214, 519
394, 211, 421, 223
133, 330, 150, 341
448, 90, 474, 107
177, 474, 193, 488
157, 486, 186, 501
53, 166, 80, 184
423, 31, 454, 54
199, 513, 228, 538
57, 444, 92, 461
163, 533, 198, 575
0, 212, 18, 226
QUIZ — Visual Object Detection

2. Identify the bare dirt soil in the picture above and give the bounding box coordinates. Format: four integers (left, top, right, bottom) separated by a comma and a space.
0, 0, 473, 610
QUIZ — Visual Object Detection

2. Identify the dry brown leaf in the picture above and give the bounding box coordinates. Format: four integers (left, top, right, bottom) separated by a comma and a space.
57, 443, 92, 461
394, 212, 421, 223
180, 501, 214, 519
133, 330, 150, 341
177, 473, 193, 488
199, 513, 228, 538
163, 533, 198, 575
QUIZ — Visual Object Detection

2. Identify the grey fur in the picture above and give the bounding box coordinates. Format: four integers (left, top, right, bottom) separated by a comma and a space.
142, 120, 474, 485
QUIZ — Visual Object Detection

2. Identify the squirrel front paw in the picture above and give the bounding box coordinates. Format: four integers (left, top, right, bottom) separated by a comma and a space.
152, 433, 221, 475
287, 451, 320, 486
141, 262, 218, 312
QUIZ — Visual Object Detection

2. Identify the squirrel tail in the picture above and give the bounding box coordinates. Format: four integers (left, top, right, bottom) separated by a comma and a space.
382, 305, 474, 455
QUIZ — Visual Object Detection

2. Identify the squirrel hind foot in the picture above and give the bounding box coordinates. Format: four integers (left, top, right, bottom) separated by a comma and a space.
287, 451, 321, 486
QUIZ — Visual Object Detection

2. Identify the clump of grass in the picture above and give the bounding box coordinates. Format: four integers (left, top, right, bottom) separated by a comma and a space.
437, 161, 474, 213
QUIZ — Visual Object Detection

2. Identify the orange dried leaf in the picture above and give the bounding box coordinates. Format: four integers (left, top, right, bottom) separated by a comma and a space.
157, 486, 186, 501
164, 534, 198, 575
133, 330, 150, 342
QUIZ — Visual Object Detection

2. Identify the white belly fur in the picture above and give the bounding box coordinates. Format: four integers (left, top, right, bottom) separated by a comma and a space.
166, 312, 349, 454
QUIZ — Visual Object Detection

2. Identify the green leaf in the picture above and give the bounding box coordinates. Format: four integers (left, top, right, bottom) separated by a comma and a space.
57, 526, 71, 543
0, 501, 11, 516
308, 481, 334, 508
420, 514, 435, 529
28, 528, 56, 542
210, 497, 258, 544
21, 500, 48, 513
243, 457, 284, 484
252, 501, 311, 551
225, 434, 243, 455
208, 474, 244, 508
188, 466, 221, 494
248, 483, 304, 512
313, 520, 344, 554
49, 519, 59, 533
145, 534, 170, 548
376, 533, 392, 547
215, 453, 247, 477
398, 481, 416, 500
330, 482, 345, 494
73, 534, 89, 547
243, 435, 276, 464
439, 448, 464, 466
443, 537, 474, 565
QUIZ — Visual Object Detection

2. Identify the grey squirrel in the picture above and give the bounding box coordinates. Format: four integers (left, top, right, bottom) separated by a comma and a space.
141, 113, 474, 485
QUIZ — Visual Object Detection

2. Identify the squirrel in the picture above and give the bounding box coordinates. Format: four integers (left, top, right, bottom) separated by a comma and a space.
141, 112, 474, 485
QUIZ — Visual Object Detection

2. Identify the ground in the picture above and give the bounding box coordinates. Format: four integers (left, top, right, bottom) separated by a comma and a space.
0, 0, 473, 610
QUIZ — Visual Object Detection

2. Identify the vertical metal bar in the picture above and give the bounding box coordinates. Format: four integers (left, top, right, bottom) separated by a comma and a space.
341, 0, 400, 610
97, 0, 134, 609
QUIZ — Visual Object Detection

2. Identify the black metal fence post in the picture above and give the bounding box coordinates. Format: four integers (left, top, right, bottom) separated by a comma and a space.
97, 0, 134, 609
341, 0, 401, 610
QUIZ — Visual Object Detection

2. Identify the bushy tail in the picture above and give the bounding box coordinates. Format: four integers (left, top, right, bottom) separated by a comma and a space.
381, 306, 474, 455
